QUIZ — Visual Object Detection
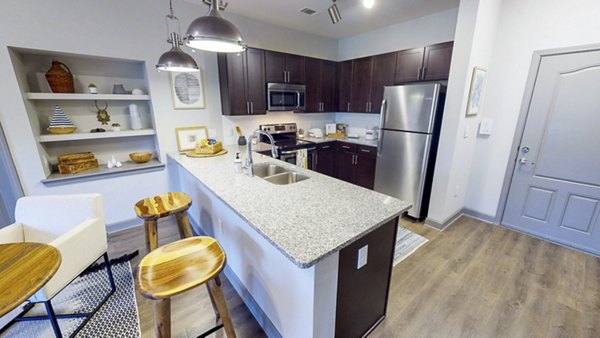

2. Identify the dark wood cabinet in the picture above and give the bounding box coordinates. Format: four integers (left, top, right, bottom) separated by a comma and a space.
394, 41, 453, 84
334, 142, 377, 189
350, 57, 373, 113
337, 60, 353, 112
369, 52, 397, 113
265, 51, 305, 84
218, 48, 266, 115
305, 58, 337, 112
422, 41, 454, 81
315, 142, 336, 176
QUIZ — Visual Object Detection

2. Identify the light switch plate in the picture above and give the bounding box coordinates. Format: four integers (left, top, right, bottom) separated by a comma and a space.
464, 125, 470, 139
479, 119, 493, 136
357, 245, 368, 269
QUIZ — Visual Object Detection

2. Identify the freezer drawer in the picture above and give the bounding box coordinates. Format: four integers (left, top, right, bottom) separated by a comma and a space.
374, 130, 432, 218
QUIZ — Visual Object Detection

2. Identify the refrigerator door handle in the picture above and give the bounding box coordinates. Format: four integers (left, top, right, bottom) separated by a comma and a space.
377, 99, 387, 157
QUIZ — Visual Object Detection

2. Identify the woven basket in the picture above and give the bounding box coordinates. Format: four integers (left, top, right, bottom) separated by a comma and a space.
45, 61, 75, 93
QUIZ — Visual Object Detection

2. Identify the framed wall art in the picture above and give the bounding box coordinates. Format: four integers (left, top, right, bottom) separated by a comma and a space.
170, 69, 205, 109
175, 126, 208, 152
466, 67, 487, 116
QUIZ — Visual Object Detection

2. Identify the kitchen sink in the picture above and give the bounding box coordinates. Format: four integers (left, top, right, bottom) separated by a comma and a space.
252, 163, 288, 178
264, 172, 310, 185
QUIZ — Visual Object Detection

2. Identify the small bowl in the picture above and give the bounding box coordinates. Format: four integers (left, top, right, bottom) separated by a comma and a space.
129, 152, 152, 163
47, 127, 77, 134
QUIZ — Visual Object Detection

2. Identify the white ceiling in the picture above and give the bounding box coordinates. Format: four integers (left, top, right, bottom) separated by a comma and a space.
184, 0, 460, 39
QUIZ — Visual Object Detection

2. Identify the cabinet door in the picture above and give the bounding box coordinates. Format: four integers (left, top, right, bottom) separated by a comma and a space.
370, 52, 397, 113
321, 61, 337, 112
423, 41, 454, 81
316, 149, 336, 176
246, 48, 267, 115
304, 57, 322, 112
394, 47, 424, 84
265, 51, 286, 83
354, 154, 376, 189
337, 61, 353, 112
350, 57, 373, 113
335, 151, 354, 183
285, 54, 305, 84
221, 53, 248, 115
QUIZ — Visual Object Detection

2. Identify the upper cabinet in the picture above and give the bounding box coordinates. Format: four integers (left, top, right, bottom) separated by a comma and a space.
347, 52, 396, 114
337, 60, 353, 112
369, 52, 397, 113
394, 41, 454, 84
218, 48, 266, 115
304, 58, 336, 113
265, 51, 305, 84
350, 57, 373, 114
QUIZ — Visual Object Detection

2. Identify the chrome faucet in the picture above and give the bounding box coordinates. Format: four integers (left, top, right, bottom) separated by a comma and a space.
246, 129, 278, 177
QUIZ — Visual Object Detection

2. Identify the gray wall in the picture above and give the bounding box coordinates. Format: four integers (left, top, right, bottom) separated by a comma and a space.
0, 122, 23, 227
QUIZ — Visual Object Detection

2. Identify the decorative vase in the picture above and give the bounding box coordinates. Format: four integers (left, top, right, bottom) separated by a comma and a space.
45, 61, 74, 93
129, 104, 142, 130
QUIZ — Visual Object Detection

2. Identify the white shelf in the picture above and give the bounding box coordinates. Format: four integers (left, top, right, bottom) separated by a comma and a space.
38, 129, 155, 142
41, 159, 165, 185
26, 93, 150, 101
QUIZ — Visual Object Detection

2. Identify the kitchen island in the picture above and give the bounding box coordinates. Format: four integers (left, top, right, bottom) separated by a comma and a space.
168, 149, 410, 337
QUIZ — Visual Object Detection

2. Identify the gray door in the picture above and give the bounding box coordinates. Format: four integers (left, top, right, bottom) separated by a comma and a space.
374, 129, 432, 218
502, 49, 600, 255
381, 83, 441, 133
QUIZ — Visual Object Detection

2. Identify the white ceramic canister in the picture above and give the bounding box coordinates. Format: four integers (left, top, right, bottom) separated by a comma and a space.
129, 104, 142, 130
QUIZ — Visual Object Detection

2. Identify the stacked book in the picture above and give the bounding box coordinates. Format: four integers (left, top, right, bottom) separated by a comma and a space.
57, 152, 99, 174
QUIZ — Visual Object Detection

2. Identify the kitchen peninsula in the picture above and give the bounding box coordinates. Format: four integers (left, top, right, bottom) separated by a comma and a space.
168, 149, 410, 337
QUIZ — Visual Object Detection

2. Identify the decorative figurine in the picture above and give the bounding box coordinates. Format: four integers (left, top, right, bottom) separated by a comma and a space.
88, 83, 98, 94
107, 155, 122, 169
111, 123, 121, 132
95, 101, 110, 125
112, 84, 127, 94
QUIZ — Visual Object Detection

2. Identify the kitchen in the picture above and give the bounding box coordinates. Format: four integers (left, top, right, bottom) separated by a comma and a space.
1, 0, 600, 337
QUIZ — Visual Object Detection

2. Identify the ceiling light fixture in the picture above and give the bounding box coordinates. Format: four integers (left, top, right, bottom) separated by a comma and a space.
328, 0, 342, 24
156, 0, 199, 72
185, 0, 247, 53
363, 0, 375, 9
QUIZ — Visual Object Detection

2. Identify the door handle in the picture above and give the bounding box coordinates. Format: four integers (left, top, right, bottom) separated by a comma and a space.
377, 99, 387, 157
519, 158, 535, 166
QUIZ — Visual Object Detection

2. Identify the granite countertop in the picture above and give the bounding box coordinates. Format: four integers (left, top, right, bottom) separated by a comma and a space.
168, 148, 410, 268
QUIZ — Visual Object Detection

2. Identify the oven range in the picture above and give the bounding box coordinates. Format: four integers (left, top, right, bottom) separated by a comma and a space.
258, 123, 316, 169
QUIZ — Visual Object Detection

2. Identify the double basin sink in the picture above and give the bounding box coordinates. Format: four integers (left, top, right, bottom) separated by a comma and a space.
252, 163, 309, 185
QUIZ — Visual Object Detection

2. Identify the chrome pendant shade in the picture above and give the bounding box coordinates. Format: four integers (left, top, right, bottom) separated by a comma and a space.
329, 0, 342, 24
156, 32, 199, 72
185, 1, 247, 53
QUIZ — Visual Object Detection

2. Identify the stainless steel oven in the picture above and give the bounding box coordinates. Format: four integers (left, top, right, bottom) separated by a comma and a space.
267, 83, 305, 111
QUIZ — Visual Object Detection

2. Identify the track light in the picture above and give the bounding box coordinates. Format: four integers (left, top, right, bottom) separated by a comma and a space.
328, 0, 342, 24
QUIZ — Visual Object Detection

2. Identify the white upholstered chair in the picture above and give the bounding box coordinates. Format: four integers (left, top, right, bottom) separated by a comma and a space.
0, 193, 115, 337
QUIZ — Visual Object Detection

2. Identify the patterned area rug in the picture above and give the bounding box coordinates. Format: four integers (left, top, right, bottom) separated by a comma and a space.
0, 259, 140, 337
393, 226, 428, 266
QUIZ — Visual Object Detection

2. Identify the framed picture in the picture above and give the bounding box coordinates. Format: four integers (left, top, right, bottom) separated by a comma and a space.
170, 70, 205, 109
175, 126, 208, 152
466, 67, 487, 116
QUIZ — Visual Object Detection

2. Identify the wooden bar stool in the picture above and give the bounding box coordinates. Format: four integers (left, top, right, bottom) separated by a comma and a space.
134, 192, 193, 253
137, 237, 236, 338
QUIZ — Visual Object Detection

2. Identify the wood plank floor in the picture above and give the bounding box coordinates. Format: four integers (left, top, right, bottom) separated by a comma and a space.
108, 216, 600, 338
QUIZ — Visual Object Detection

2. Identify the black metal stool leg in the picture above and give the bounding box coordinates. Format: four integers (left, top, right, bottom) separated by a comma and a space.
104, 252, 116, 292
44, 301, 62, 338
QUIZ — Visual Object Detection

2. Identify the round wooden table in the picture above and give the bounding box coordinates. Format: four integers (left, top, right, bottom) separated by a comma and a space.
0, 242, 61, 317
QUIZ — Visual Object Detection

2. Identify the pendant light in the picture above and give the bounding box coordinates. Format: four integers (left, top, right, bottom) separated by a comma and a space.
328, 0, 342, 24
156, 0, 199, 72
185, 0, 247, 53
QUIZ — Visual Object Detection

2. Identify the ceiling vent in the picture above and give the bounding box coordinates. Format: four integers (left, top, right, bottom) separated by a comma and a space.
299, 7, 317, 15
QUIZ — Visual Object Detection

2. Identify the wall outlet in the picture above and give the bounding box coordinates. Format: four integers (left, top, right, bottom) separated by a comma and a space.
454, 185, 459, 198
463, 125, 470, 139
357, 245, 368, 269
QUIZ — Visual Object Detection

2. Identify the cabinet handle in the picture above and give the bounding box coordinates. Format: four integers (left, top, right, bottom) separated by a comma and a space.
250, 102, 254, 114
322, 145, 330, 149
360, 149, 371, 153
315, 154, 318, 166
421, 67, 427, 79
417, 67, 422, 80
347, 102, 350, 112
342, 145, 350, 149
246, 102, 250, 114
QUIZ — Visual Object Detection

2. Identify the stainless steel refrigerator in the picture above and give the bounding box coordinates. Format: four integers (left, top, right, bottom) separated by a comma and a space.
374, 83, 446, 220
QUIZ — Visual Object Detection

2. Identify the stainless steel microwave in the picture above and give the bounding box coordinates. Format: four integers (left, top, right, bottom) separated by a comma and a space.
267, 83, 305, 111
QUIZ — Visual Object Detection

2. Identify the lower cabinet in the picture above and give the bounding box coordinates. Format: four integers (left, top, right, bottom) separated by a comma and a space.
333, 142, 377, 190
314, 142, 336, 177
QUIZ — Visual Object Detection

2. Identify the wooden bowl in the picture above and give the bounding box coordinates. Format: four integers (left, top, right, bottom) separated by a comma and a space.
47, 127, 76, 134
129, 152, 152, 163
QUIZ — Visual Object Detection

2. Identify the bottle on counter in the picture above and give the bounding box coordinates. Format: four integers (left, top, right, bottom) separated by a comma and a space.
234, 153, 243, 173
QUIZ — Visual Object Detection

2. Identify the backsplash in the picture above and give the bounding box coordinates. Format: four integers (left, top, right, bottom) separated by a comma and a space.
335, 113, 380, 137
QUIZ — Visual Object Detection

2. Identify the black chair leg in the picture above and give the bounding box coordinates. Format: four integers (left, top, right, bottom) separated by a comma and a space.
44, 301, 62, 338
103, 252, 116, 292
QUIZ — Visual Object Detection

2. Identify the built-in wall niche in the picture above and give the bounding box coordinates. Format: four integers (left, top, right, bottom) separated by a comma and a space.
8, 47, 164, 184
